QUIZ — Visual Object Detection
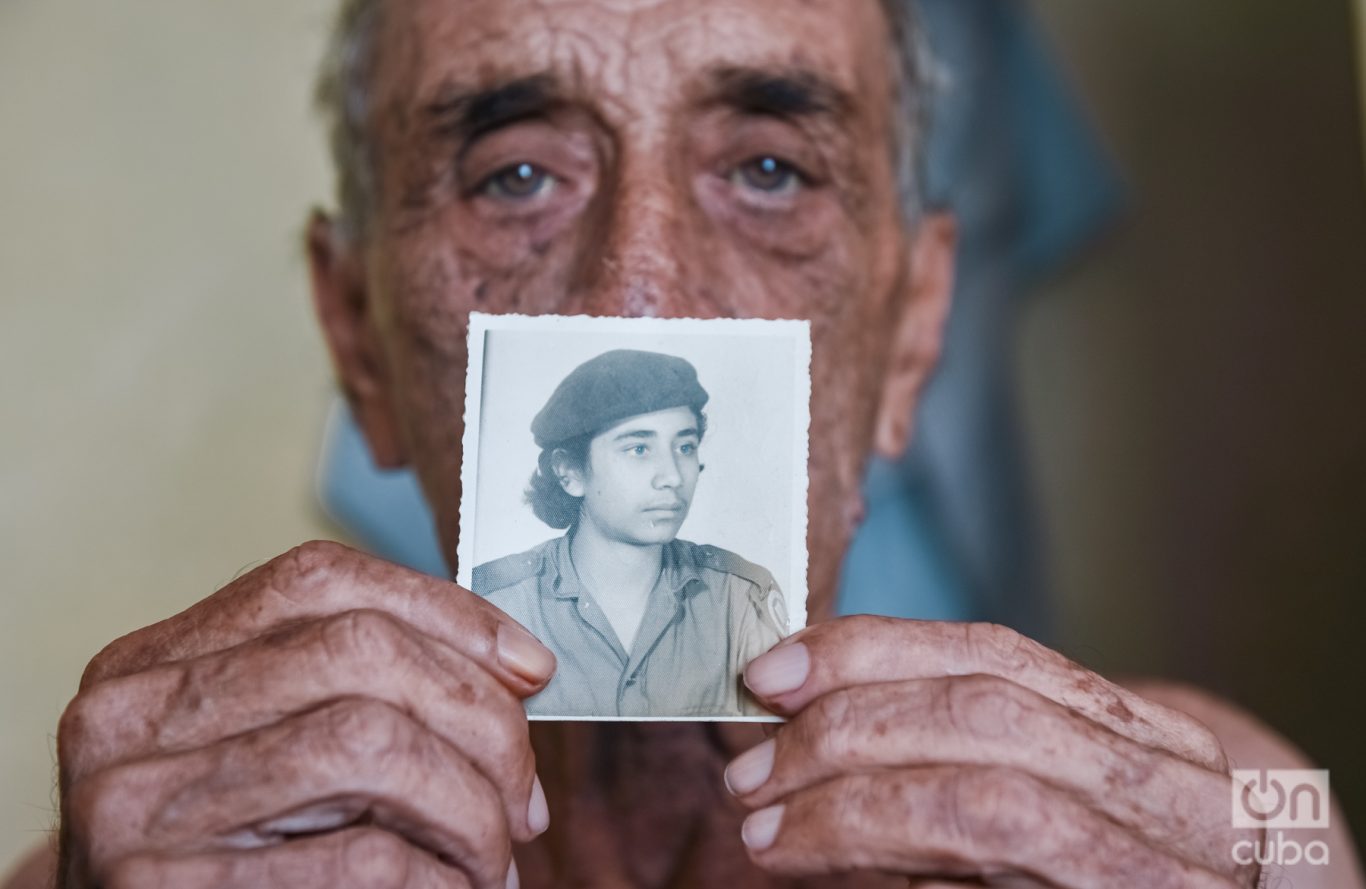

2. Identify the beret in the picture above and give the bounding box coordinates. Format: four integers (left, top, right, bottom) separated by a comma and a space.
532, 349, 709, 448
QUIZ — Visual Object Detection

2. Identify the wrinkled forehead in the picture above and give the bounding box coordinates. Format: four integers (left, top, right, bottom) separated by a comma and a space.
371, 0, 893, 134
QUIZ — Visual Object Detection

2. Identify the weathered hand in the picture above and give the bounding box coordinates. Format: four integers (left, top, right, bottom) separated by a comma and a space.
727, 616, 1260, 888
56, 540, 555, 889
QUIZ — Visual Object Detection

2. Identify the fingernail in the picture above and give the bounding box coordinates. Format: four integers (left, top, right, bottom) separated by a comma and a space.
725, 739, 775, 796
527, 775, 550, 835
258, 804, 355, 835
745, 643, 810, 697
742, 805, 785, 851
506, 859, 520, 889
498, 623, 556, 684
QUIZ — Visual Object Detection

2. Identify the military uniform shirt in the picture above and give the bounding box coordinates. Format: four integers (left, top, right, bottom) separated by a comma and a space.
473, 535, 789, 718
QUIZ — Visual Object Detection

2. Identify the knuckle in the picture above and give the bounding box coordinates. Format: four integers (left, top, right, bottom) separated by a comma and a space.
319, 698, 415, 767
1125, 681, 1232, 772
840, 613, 888, 635
57, 680, 147, 789
803, 613, 886, 648
804, 689, 861, 764
320, 609, 410, 669
944, 767, 1044, 852
290, 538, 353, 568
79, 635, 135, 691
1190, 723, 1229, 774
962, 620, 1002, 652
65, 765, 135, 849
832, 613, 896, 645
479, 703, 534, 785
64, 769, 105, 825
962, 621, 1032, 672
342, 828, 414, 889
940, 674, 1033, 742
266, 540, 356, 603
57, 691, 98, 765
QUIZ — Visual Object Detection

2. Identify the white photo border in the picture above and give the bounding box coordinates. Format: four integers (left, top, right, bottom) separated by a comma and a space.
456, 312, 812, 722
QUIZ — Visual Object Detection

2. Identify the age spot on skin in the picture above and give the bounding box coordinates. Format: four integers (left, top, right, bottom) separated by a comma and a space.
1104, 692, 1136, 723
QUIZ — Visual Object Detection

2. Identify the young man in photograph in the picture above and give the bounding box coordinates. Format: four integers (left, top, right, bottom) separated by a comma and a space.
473, 349, 789, 717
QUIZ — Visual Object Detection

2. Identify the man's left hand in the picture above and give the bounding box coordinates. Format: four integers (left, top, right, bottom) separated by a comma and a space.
727, 616, 1259, 888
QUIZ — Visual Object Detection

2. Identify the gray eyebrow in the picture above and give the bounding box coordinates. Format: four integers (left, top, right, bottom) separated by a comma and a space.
705, 65, 855, 121
425, 72, 562, 143
424, 63, 854, 143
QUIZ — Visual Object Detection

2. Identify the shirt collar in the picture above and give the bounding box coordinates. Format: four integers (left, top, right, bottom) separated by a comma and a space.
662, 539, 706, 599
547, 533, 706, 600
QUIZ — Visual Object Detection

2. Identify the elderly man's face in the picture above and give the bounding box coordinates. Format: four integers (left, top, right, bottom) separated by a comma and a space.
310, 0, 953, 617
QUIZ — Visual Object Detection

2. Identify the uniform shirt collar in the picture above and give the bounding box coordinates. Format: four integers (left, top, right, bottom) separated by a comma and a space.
662, 539, 707, 599
548, 533, 705, 600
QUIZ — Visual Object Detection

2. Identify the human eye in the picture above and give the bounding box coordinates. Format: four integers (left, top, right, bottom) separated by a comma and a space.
677, 441, 697, 456
626, 443, 649, 457
477, 161, 559, 201
728, 155, 806, 197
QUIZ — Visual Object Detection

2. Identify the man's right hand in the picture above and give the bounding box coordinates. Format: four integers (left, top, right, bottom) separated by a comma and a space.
55, 540, 555, 889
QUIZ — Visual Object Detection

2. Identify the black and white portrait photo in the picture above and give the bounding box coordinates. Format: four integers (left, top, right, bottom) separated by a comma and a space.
457, 314, 810, 720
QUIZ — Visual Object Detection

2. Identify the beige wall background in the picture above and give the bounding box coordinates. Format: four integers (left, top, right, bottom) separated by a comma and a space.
2, 0, 1365, 873
0, 1, 339, 868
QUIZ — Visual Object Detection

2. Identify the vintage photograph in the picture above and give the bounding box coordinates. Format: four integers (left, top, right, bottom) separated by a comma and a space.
457, 313, 811, 720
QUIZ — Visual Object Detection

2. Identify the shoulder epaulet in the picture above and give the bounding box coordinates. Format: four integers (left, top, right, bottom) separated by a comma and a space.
695, 544, 790, 636
471, 543, 550, 595
695, 544, 778, 592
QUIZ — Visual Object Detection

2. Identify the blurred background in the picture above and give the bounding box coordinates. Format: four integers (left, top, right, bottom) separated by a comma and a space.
1, 0, 1364, 873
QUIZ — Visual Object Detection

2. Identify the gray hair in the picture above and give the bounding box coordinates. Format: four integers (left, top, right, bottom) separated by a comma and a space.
314, 0, 933, 239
